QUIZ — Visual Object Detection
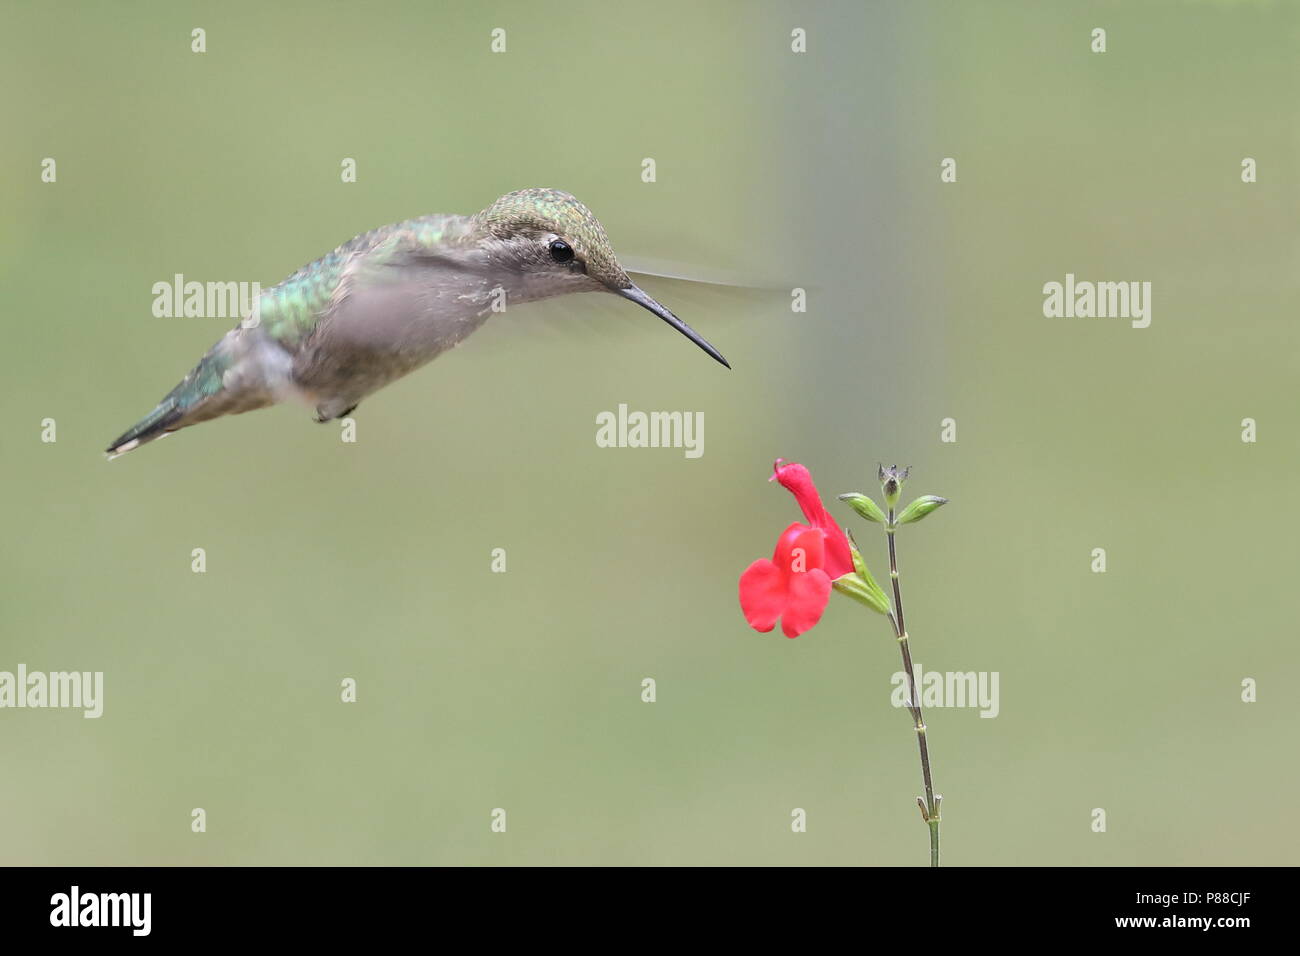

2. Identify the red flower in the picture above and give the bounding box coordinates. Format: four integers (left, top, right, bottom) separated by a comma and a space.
738, 461, 856, 638
771, 460, 854, 579
739, 522, 833, 638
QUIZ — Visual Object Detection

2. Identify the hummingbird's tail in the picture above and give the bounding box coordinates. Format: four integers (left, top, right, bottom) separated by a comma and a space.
105, 394, 187, 457
105, 329, 285, 458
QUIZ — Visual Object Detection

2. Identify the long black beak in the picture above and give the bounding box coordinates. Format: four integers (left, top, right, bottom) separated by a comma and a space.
618, 284, 730, 369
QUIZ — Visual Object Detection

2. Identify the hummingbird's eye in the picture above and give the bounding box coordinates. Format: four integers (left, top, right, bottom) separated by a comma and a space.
548, 239, 575, 264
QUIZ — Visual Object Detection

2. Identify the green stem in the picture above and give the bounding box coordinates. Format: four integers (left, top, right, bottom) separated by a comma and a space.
886, 510, 941, 867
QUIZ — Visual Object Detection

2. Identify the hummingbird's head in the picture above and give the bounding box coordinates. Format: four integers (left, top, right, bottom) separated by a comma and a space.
473, 188, 729, 367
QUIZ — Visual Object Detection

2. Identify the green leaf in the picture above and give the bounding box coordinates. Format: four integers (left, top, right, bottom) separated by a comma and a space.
832, 573, 891, 616
838, 492, 887, 524
897, 495, 948, 524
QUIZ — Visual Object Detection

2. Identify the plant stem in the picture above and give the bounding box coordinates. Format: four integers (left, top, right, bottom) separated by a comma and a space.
886, 508, 941, 867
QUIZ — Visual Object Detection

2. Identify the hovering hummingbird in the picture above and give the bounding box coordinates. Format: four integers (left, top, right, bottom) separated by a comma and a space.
105, 188, 729, 457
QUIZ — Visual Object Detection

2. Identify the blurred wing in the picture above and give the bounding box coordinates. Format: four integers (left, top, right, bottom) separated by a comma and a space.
620, 254, 789, 292
484, 264, 781, 361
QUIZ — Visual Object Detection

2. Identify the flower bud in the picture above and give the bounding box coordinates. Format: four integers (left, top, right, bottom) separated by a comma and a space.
837, 492, 886, 524
897, 495, 948, 525
879, 464, 910, 510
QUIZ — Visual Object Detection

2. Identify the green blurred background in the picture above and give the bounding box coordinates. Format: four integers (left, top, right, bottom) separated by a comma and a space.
2, 0, 1296, 865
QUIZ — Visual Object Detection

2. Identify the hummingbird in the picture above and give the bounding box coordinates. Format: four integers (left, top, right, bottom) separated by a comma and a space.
105, 188, 729, 457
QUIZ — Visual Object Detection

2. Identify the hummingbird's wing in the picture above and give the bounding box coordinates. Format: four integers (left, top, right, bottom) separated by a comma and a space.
287, 215, 487, 417
256, 214, 467, 353
104, 215, 470, 455
487, 265, 772, 366
620, 255, 786, 291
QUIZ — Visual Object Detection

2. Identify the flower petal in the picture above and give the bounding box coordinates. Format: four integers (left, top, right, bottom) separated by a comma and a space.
781, 568, 833, 638
773, 462, 832, 526
738, 559, 784, 632
771, 522, 825, 579
774, 461, 855, 579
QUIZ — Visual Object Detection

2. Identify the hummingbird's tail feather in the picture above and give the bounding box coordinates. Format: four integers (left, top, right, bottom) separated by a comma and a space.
105, 331, 284, 458
105, 396, 187, 457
